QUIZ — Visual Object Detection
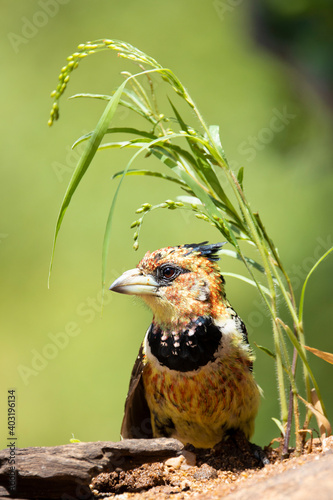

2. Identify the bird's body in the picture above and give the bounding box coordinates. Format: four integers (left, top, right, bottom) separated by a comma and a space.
110, 242, 260, 448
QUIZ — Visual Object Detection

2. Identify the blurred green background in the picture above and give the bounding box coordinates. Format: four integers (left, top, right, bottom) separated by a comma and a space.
1, 1, 332, 450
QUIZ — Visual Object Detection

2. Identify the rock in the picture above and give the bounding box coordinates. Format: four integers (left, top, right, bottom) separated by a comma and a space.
0, 438, 184, 499
216, 452, 333, 500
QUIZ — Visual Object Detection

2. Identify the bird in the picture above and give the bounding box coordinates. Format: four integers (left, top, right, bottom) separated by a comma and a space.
109, 242, 260, 449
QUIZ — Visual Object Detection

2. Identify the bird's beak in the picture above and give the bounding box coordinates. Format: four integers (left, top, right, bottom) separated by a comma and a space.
109, 268, 159, 296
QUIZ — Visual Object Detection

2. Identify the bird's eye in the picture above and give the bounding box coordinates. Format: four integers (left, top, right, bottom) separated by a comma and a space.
161, 266, 176, 279
156, 264, 185, 284
156, 263, 189, 286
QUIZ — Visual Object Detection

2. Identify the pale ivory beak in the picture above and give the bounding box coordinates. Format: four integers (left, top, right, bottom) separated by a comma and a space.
109, 268, 159, 295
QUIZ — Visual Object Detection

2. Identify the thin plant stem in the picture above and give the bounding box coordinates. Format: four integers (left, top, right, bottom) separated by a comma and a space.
221, 168, 288, 421
283, 347, 298, 456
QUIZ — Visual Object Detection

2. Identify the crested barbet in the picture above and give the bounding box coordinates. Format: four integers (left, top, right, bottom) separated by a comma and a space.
109, 242, 260, 448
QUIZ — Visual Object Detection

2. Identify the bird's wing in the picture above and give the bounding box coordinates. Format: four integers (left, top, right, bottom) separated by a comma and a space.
222, 304, 253, 371
226, 304, 250, 344
120, 342, 153, 439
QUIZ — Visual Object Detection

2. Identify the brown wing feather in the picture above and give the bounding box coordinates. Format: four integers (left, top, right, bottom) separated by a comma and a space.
120, 343, 153, 439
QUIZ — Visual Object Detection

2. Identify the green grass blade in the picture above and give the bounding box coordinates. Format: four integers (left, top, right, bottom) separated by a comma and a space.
208, 125, 227, 161
72, 131, 94, 149
220, 248, 265, 273
121, 88, 153, 116
105, 127, 156, 139
125, 74, 152, 110
299, 246, 333, 322
255, 343, 276, 360
73, 127, 157, 149
99, 139, 152, 150
167, 144, 202, 171
148, 148, 196, 197
222, 272, 272, 297
254, 343, 289, 375
147, 143, 219, 217
200, 162, 235, 210
168, 100, 236, 211
69, 89, 158, 124
166, 157, 219, 216
271, 417, 285, 436
112, 169, 187, 187
156, 132, 241, 222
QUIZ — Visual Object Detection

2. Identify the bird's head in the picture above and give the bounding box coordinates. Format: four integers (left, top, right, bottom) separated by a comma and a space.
109, 242, 227, 328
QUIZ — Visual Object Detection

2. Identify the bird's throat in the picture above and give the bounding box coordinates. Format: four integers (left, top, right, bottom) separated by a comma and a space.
146, 316, 222, 372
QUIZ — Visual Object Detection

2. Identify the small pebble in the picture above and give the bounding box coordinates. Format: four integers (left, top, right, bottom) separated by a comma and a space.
322, 435, 333, 453
193, 464, 218, 480
164, 455, 184, 469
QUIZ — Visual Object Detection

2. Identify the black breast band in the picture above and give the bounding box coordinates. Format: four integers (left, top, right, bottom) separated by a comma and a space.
147, 316, 222, 372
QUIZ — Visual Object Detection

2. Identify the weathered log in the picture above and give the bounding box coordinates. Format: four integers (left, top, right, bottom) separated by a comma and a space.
0, 438, 183, 499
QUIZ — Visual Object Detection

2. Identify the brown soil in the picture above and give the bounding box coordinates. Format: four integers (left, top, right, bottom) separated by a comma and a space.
90, 435, 333, 499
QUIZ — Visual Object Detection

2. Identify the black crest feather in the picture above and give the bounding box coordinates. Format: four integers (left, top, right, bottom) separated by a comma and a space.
183, 241, 226, 261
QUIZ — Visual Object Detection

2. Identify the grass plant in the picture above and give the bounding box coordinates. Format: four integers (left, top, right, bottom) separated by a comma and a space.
48, 39, 332, 454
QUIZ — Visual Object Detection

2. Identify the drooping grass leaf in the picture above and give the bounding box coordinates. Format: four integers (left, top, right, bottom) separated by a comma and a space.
254, 343, 290, 375
70, 92, 158, 124
297, 393, 332, 438
106, 127, 156, 139
255, 343, 276, 360
112, 169, 187, 187
303, 346, 333, 365
48, 78, 129, 286
73, 127, 157, 149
